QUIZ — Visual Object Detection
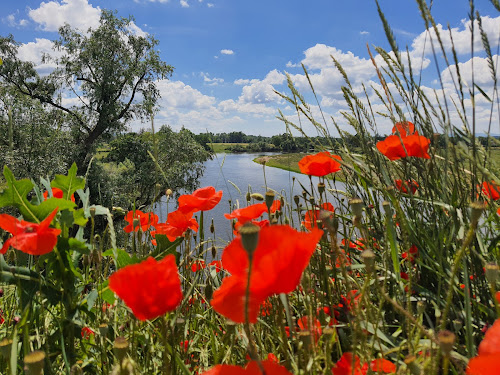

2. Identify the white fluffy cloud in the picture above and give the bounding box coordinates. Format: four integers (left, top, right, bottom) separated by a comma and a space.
17, 38, 63, 75
28, 0, 101, 32
3, 13, 28, 28
220, 49, 234, 55
412, 16, 500, 56
156, 80, 216, 110
201, 72, 224, 86
180, 0, 189, 7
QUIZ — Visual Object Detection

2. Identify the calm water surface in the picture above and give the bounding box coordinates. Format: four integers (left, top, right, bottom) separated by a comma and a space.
156, 153, 346, 249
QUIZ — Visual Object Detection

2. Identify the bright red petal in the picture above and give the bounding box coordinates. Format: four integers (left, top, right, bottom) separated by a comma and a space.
478, 319, 500, 356
467, 354, 500, 375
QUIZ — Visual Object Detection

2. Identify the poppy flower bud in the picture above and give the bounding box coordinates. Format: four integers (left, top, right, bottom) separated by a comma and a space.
452, 320, 463, 332
302, 191, 307, 200
349, 198, 364, 218
470, 201, 486, 228
114, 337, 129, 362
404, 355, 421, 375
70, 364, 83, 375
294, 195, 300, 206
99, 323, 108, 337
437, 330, 455, 357
361, 248, 376, 273
246, 191, 251, 202
250, 193, 264, 201
265, 191, 275, 212
484, 263, 499, 284
0, 338, 13, 358
210, 219, 215, 233
318, 182, 325, 195
239, 222, 260, 258
211, 245, 217, 258
24, 350, 45, 375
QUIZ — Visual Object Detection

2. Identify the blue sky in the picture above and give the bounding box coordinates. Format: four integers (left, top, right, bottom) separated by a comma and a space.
1, 0, 500, 136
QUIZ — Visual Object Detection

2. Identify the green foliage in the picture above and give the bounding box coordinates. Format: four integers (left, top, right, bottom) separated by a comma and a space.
0, 10, 174, 172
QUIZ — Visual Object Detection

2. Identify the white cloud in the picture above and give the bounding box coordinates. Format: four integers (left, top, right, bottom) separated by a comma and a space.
220, 49, 234, 55
127, 21, 148, 37
156, 80, 216, 109
360, 31, 369, 36
17, 38, 63, 75
207, 3, 214, 7
441, 55, 500, 89
29, 0, 101, 32
234, 78, 259, 85
412, 16, 500, 56
3, 13, 28, 28
201, 72, 224, 85
286, 61, 299, 68
180, 0, 189, 7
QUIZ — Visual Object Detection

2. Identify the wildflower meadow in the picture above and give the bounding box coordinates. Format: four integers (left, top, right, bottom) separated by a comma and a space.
1, 1, 500, 374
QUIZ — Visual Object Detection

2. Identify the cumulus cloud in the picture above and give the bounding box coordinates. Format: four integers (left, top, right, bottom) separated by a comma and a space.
28, 0, 101, 32
360, 31, 369, 36
127, 21, 148, 37
234, 78, 259, 85
207, 3, 214, 7
17, 38, 63, 75
156, 80, 216, 110
220, 49, 234, 55
412, 15, 500, 56
180, 0, 189, 7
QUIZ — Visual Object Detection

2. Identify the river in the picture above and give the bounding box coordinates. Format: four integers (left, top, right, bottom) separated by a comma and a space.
155, 153, 347, 251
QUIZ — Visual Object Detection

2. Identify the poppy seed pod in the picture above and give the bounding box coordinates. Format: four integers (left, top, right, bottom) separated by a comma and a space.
361, 248, 376, 273
239, 222, 260, 258
265, 191, 275, 212
470, 201, 486, 228
99, 323, 109, 337
114, 337, 129, 362
165, 189, 173, 197
0, 337, 12, 358
24, 350, 45, 375
349, 198, 364, 218
294, 195, 300, 206
437, 330, 456, 357
484, 263, 499, 284
89, 207, 96, 219
318, 182, 325, 195
382, 201, 392, 216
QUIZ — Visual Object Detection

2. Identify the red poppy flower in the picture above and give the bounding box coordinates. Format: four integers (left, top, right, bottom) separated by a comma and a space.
303, 202, 334, 231
0, 208, 61, 255
260, 299, 273, 317
376, 135, 431, 161
370, 358, 396, 373
267, 353, 279, 363
108, 255, 182, 321
467, 355, 500, 374
394, 179, 419, 194
123, 210, 158, 233
178, 186, 223, 214
332, 353, 368, 375
478, 319, 500, 356
480, 181, 500, 201
151, 210, 198, 242
402, 245, 418, 263
211, 225, 323, 323
191, 259, 206, 272
297, 316, 322, 343
43, 187, 76, 202
201, 360, 292, 375
392, 121, 417, 137
81, 327, 95, 339
224, 203, 268, 224
298, 151, 342, 176
270, 200, 281, 213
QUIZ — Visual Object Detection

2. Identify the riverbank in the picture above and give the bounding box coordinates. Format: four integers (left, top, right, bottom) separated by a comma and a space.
254, 152, 348, 182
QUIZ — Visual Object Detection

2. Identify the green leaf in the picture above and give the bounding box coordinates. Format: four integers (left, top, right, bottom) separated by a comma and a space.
51, 163, 85, 200
102, 248, 139, 269
73, 208, 88, 227
152, 235, 182, 264
99, 280, 116, 305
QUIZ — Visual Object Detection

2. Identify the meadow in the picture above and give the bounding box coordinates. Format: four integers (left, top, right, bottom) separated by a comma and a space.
1, 1, 500, 374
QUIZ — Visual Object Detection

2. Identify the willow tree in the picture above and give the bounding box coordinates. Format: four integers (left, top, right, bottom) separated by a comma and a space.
0, 10, 173, 172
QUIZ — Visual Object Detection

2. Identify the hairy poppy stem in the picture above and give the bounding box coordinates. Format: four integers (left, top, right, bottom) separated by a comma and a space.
243, 254, 266, 375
